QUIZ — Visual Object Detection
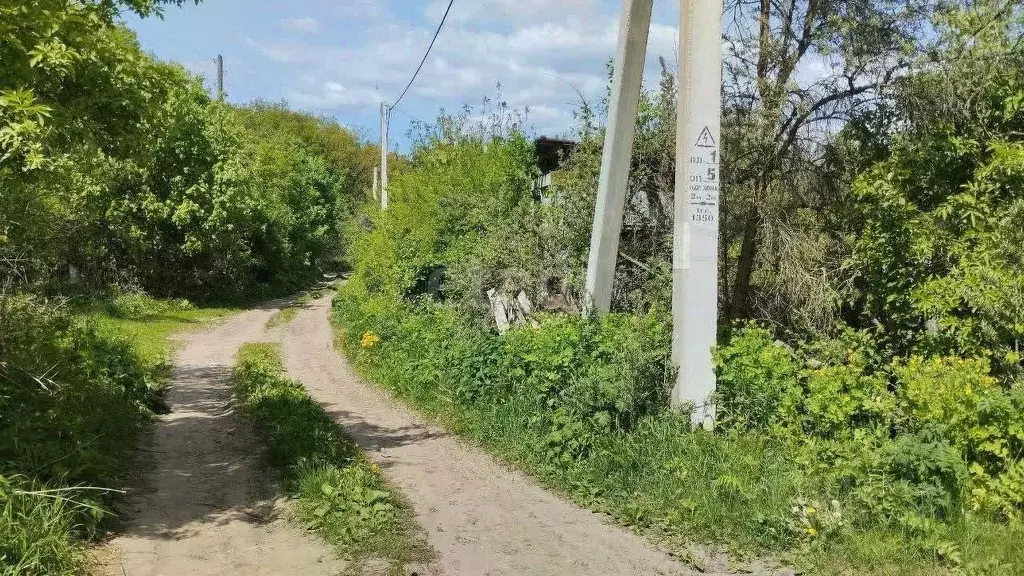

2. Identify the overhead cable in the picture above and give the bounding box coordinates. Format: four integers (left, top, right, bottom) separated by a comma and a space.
389, 0, 455, 111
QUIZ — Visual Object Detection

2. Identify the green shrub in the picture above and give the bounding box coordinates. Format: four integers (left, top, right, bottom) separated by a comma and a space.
0, 294, 156, 574
800, 362, 892, 440
0, 295, 153, 486
501, 312, 672, 432
893, 356, 1024, 520
333, 290, 805, 553
2, 2, 369, 301
714, 325, 801, 431
707, 321, 1024, 568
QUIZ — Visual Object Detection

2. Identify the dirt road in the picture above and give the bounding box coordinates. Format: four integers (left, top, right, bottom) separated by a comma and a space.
279, 293, 691, 576
98, 305, 344, 576
103, 293, 697, 575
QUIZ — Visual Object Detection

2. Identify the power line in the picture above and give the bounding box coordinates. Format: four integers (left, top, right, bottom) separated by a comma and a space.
390, 0, 455, 111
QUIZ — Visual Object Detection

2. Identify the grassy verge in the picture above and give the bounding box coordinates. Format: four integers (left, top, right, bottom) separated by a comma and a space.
233, 343, 434, 574
0, 292, 234, 575
87, 293, 235, 369
331, 292, 1024, 576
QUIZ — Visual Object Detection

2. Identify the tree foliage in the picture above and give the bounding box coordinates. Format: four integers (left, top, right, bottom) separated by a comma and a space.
844, 1, 1024, 377
1, 3, 372, 572
1, 2, 369, 299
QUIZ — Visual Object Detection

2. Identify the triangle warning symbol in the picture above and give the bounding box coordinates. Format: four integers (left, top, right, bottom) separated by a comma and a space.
695, 127, 716, 148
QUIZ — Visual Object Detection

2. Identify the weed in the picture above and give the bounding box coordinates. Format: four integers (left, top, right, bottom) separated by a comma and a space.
265, 291, 321, 329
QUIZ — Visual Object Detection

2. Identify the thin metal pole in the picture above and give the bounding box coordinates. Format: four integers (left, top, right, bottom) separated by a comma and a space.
583, 0, 654, 314
671, 0, 724, 428
380, 102, 390, 210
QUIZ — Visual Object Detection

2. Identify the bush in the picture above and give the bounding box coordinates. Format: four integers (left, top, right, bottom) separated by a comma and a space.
714, 324, 1024, 540
713, 324, 801, 431
894, 356, 1024, 520
501, 312, 672, 433
2, 4, 368, 300
333, 290, 804, 553
0, 295, 154, 485
0, 294, 156, 575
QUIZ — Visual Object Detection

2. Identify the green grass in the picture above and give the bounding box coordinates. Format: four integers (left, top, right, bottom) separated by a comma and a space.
87, 294, 235, 367
331, 297, 1024, 576
233, 343, 434, 574
266, 306, 302, 328
266, 286, 333, 329
0, 477, 85, 576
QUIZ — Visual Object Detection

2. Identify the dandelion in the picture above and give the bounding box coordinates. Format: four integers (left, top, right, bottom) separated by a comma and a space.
370, 463, 381, 474
361, 331, 381, 349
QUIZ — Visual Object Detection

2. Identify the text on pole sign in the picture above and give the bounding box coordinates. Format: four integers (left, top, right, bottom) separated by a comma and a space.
688, 127, 719, 226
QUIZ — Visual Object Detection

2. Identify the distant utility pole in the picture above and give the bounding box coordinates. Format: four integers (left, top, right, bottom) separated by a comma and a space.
671, 0, 724, 428
216, 54, 224, 101
373, 165, 380, 200
380, 102, 390, 210
583, 0, 654, 313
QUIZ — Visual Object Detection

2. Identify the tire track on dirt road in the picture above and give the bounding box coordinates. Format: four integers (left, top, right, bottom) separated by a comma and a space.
278, 292, 697, 576
98, 305, 344, 576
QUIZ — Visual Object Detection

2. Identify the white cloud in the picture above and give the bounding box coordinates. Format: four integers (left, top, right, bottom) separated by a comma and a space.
333, 0, 386, 20
281, 16, 320, 34
247, 2, 683, 136
425, 0, 603, 25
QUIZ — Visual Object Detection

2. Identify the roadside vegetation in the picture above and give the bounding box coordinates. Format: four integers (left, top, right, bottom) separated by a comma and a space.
1, 1, 373, 573
334, 3, 1024, 574
234, 344, 434, 573
0, 292, 231, 575
4, 0, 1024, 574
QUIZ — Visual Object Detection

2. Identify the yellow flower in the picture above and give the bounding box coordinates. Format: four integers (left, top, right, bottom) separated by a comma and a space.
807, 527, 818, 537
370, 463, 381, 474
806, 506, 816, 515
361, 331, 381, 349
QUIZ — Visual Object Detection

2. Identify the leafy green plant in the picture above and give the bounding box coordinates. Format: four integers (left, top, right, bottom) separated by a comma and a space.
894, 356, 1024, 518
300, 465, 396, 543
2, 2, 370, 300
713, 324, 801, 432
0, 292, 178, 574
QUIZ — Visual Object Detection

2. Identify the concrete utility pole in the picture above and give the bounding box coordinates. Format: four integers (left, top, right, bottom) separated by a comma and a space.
380, 102, 390, 210
583, 0, 654, 313
671, 0, 724, 428
373, 165, 380, 200
216, 54, 224, 101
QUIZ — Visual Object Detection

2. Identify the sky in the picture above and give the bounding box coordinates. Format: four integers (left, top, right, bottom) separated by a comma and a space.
124, 0, 684, 149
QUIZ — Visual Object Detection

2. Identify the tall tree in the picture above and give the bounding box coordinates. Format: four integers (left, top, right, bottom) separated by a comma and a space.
720, 0, 933, 328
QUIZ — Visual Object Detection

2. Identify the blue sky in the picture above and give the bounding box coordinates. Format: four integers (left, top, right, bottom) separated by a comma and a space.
124, 0, 684, 149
